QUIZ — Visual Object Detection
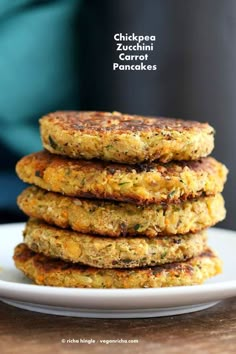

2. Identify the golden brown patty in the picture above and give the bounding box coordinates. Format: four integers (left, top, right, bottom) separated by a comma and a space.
23, 218, 208, 268
18, 187, 226, 237
16, 151, 228, 204
40, 111, 214, 163
13, 244, 222, 288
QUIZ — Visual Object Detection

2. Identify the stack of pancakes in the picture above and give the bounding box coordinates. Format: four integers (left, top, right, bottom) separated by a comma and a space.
14, 111, 228, 288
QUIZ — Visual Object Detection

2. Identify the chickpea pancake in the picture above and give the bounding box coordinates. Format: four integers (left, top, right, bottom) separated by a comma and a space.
16, 151, 228, 204
13, 244, 222, 288
18, 187, 226, 237
40, 111, 214, 163
23, 218, 208, 268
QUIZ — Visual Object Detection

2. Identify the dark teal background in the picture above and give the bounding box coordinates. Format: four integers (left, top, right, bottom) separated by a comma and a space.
0, 0, 80, 155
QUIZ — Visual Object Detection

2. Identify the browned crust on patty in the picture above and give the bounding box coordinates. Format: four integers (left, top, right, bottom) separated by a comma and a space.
13, 243, 222, 288
22, 218, 208, 268
40, 111, 214, 163
15, 151, 228, 204
40, 111, 213, 133
17, 186, 226, 237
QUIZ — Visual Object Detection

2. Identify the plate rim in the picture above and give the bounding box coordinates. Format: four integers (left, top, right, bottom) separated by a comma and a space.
0, 278, 236, 295
1, 223, 236, 297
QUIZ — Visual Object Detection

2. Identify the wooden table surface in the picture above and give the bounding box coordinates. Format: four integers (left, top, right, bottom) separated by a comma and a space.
0, 298, 235, 354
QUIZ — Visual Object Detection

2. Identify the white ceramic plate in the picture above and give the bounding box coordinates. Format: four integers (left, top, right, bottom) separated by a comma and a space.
0, 223, 236, 318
